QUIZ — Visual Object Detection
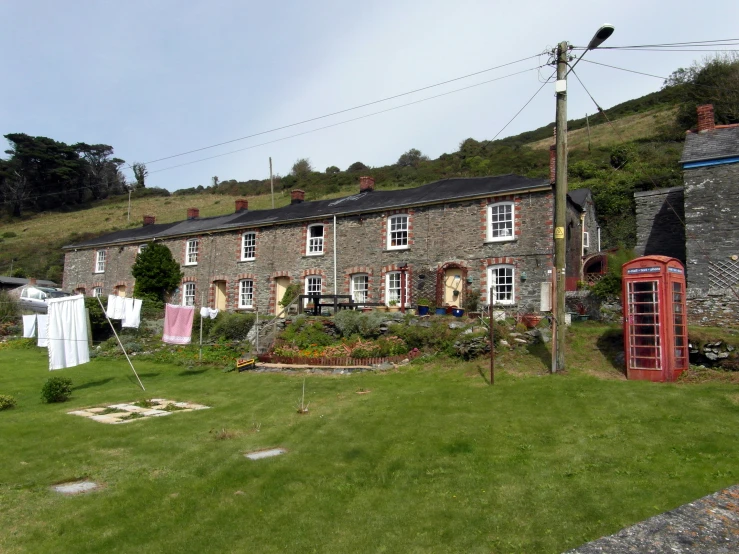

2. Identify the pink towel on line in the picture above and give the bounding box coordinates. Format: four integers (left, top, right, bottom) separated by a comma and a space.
163, 304, 195, 344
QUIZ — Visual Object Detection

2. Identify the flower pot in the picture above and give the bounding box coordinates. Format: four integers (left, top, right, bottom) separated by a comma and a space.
521, 314, 544, 329
375, 306, 388, 312
417, 305, 430, 316
387, 306, 400, 313
468, 311, 481, 319
451, 308, 465, 317
435, 307, 446, 316
361, 307, 374, 313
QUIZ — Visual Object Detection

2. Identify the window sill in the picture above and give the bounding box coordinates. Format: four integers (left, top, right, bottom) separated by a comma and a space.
93, 271, 105, 274
484, 238, 517, 244
183, 263, 198, 267
238, 258, 256, 263
384, 247, 410, 253
303, 253, 325, 258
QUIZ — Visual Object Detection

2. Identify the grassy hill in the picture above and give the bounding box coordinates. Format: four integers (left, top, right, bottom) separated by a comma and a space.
0, 84, 686, 284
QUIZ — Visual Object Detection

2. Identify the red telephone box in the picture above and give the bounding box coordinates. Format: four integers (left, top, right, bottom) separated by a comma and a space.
622, 256, 688, 382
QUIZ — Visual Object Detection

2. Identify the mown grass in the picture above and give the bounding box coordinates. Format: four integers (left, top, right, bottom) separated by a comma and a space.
1, 335, 738, 553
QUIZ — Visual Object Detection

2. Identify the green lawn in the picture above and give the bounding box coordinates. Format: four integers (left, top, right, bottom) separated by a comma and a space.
1, 346, 738, 553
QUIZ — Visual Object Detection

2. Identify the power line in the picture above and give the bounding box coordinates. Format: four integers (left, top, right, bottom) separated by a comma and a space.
572, 38, 739, 49
492, 70, 556, 140
148, 66, 544, 175
131, 53, 542, 169
585, 48, 739, 53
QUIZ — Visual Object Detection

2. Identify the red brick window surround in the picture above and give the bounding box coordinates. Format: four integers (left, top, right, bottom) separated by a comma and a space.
380, 264, 413, 306
480, 257, 518, 305
387, 214, 409, 250
238, 279, 254, 308
181, 276, 197, 306
185, 238, 199, 265
94, 249, 106, 273
487, 201, 515, 242
241, 231, 256, 261
306, 224, 325, 256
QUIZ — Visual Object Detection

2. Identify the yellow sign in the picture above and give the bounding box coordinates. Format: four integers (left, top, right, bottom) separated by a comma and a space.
554, 227, 565, 239
236, 358, 256, 370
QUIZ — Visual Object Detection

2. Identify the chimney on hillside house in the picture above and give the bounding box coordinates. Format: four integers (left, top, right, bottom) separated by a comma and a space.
143, 215, 156, 226
697, 104, 715, 133
235, 199, 248, 213
359, 175, 375, 193
549, 145, 556, 185
187, 208, 199, 220
290, 189, 305, 204
29, 277, 37, 286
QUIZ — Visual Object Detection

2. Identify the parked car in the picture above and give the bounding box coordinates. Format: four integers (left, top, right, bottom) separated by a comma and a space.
19, 286, 71, 313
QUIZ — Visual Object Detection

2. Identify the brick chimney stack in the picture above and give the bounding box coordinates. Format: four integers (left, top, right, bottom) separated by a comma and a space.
235, 199, 248, 213
29, 277, 37, 286
187, 208, 199, 219
697, 104, 715, 133
359, 175, 375, 192
290, 189, 305, 204
143, 215, 156, 226
549, 145, 556, 184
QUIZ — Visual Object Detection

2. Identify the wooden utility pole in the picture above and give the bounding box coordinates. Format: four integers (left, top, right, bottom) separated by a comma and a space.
553, 41, 569, 373
269, 157, 275, 209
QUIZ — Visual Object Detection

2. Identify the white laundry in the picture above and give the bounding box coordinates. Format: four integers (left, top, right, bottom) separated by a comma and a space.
37, 314, 49, 347
122, 298, 142, 329
200, 307, 219, 319
106, 294, 126, 320
23, 314, 37, 338
47, 294, 90, 370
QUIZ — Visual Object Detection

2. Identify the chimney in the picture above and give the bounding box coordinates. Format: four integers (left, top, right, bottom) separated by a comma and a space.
187, 208, 199, 220
29, 277, 37, 286
359, 175, 375, 193
143, 215, 156, 226
235, 199, 248, 213
549, 145, 556, 184
290, 189, 305, 204
697, 104, 715, 133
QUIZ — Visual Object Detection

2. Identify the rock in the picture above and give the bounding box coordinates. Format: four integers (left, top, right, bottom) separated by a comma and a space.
705, 352, 718, 361
509, 332, 523, 338
499, 340, 510, 347
448, 322, 465, 329
514, 338, 528, 344
376, 362, 394, 371
463, 328, 474, 334
718, 352, 730, 359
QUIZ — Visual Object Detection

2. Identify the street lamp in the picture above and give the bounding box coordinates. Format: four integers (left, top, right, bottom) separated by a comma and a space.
552, 25, 614, 373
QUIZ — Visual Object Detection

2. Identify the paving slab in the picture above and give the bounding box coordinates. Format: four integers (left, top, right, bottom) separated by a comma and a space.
53, 480, 98, 495
245, 448, 287, 460
566, 485, 739, 553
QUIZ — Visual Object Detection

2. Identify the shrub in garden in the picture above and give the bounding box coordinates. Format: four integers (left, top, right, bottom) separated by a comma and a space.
357, 312, 386, 338
334, 310, 363, 337
389, 319, 462, 355
41, 377, 73, 403
0, 290, 20, 321
208, 312, 255, 342
280, 318, 334, 349
0, 394, 17, 410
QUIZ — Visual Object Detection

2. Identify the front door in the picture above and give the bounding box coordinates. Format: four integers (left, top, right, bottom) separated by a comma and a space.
274, 277, 290, 316
444, 268, 463, 306
214, 281, 227, 311
116, 285, 126, 297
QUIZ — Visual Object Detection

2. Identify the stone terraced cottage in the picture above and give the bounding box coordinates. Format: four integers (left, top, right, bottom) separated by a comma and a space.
63, 174, 597, 316
635, 104, 739, 326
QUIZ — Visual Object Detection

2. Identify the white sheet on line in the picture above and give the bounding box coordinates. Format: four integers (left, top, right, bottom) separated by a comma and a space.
47, 294, 90, 370
23, 314, 37, 338
199, 307, 219, 319
122, 298, 142, 329
106, 294, 126, 320
37, 314, 49, 347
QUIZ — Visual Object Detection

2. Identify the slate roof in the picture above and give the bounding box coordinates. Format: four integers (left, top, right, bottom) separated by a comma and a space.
0, 276, 58, 288
567, 188, 591, 210
680, 125, 739, 163
64, 174, 551, 250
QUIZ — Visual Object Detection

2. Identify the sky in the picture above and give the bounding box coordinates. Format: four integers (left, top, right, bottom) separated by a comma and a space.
1, 0, 738, 192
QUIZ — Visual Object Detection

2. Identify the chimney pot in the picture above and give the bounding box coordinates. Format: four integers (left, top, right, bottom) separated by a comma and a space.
696, 104, 715, 133
143, 215, 156, 226
549, 145, 556, 185
235, 199, 248, 213
290, 189, 305, 204
187, 208, 199, 219
359, 175, 375, 192
29, 277, 37, 286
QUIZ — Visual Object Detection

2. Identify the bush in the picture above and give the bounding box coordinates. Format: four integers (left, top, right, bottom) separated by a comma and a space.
389, 319, 462, 355
591, 247, 636, 299
208, 312, 255, 342
0, 394, 17, 410
41, 376, 73, 403
280, 318, 334, 349
2, 231, 17, 238
334, 310, 363, 337
0, 291, 20, 321
357, 312, 386, 338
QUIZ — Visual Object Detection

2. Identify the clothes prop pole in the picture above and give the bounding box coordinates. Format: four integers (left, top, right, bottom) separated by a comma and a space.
199, 293, 204, 363
96, 295, 145, 391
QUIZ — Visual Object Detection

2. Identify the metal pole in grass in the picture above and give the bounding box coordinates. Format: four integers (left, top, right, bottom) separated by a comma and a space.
199, 292, 204, 363
95, 295, 145, 391
489, 286, 495, 386
255, 310, 259, 354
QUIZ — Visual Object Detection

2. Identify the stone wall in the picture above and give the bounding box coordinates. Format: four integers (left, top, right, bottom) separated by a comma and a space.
634, 187, 685, 264
63, 190, 559, 315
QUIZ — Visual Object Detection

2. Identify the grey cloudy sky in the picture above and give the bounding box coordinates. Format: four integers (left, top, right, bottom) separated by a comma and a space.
1, 0, 738, 191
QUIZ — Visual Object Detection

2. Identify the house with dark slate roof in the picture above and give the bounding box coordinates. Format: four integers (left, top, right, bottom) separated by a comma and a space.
635, 104, 739, 326
63, 172, 596, 316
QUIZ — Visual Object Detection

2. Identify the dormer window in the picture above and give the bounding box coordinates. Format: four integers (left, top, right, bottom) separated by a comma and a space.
387, 215, 409, 250
306, 224, 324, 255
487, 202, 514, 242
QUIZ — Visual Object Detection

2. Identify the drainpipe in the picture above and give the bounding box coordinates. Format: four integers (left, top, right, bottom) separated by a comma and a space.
333, 215, 337, 295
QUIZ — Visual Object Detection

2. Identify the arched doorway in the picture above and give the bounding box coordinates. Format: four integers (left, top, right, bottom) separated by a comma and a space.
436, 262, 467, 307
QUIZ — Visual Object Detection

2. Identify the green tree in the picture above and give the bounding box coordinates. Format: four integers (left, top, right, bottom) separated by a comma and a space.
346, 161, 368, 172
291, 158, 313, 178
131, 243, 183, 302
132, 162, 148, 190
397, 148, 428, 168
325, 165, 340, 174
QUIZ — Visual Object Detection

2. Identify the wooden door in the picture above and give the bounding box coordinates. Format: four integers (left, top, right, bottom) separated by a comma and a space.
444, 268, 463, 306
274, 277, 290, 316
214, 281, 227, 311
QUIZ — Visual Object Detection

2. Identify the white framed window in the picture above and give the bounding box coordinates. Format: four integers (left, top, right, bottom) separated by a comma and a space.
182, 282, 196, 306
138, 244, 148, 254
306, 224, 324, 255
241, 232, 256, 260
487, 202, 514, 242
351, 274, 369, 304
95, 250, 106, 273
385, 271, 409, 306
583, 231, 590, 248
304, 276, 322, 306
185, 238, 199, 265
387, 215, 409, 250
92, 287, 103, 298
487, 265, 515, 305
239, 279, 254, 308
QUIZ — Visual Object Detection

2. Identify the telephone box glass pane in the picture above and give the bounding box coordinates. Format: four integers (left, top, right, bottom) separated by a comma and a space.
627, 281, 661, 370
672, 281, 687, 368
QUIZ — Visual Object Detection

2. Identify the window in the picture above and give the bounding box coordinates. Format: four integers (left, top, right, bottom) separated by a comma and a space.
487, 202, 514, 241
583, 231, 590, 248
351, 274, 369, 304
138, 244, 148, 254
306, 225, 324, 255
186, 239, 199, 265
385, 271, 409, 306
92, 287, 103, 298
305, 276, 322, 305
182, 282, 196, 306
95, 250, 106, 273
239, 279, 254, 308
488, 265, 515, 305
242, 232, 256, 260
387, 215, 408, 249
